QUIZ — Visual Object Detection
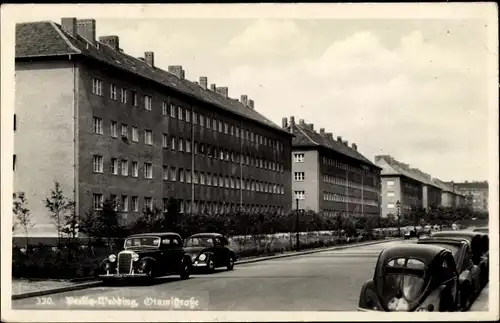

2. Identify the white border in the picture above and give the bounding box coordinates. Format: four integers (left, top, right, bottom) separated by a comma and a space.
1, 3, 498, 322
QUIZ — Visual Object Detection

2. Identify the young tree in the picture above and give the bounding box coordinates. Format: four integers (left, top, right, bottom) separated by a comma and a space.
78, 208, 100, 257
132, 205, 163, 233
61, 201, 79, 243
44, 181, 73, 245
95, 198, 123, 252
163, 198, 180, 231
13, 192, 35, 249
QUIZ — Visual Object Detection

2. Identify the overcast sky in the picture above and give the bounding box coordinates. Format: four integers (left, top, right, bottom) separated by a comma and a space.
10, 10, 496, 182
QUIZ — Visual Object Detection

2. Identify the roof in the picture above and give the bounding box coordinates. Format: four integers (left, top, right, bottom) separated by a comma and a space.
15, 20, 291, 136
452, 181, 489, 189
379, 244, 447, 263
417, 238, 467, 247
286, 122, 380, 169
374, 155, 440, 189
127, 232, 181, 238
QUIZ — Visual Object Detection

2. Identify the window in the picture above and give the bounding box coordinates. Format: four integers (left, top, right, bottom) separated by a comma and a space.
93, 117, 103, 134
224, 122, 229, 134
163, 166, 169, 180
212, 118, 217, 130
110, 158, 118, 175
171, 136, 176, 150
294, 153, 305, 163
387, 180, 395, 186
93, 155, 103, 173
186, 170, 192, 183
193, 171, 199, 184
294, 172, 305, 181
13, 155, 16, 171
163, 199, 168, 213
93, 194, 103, 210
132, 91, 138, 106
121, 160, 128, 176
185, 110, 191, 123
178, 106, 184, 121
179, 138, 184, 152
144, 197, 153, 211
179, 169, 185, 182
200, 172, 206, 185
144, 162, 153, 179
388, 191, 395, 197
110, 121, 117, 138
92, 78, 103, 95
199, 114, 204, 126
110, 195, 118, 211
121, 124, 128, 138
169, 104, 176, 118
131, 196, 139, 212
186, 140, 191, 153
121, 195, 129, 212
206, 116, 211, 129
162, 101, 168, 115
110, 84, 117, 100
120, 88, 127, 103
387, 203, 395, 208
218, 121, 223, 132
144, 95, 152, 111
170, 167, 176, 181
131, 161, 138, 177
144, 130, 153, 145
132, 127, 138, 142
236, 126, 240, 138
163, 134, 168, 148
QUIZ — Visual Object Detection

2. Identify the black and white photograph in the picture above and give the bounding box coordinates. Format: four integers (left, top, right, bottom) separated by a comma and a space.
1, 3, 498, 322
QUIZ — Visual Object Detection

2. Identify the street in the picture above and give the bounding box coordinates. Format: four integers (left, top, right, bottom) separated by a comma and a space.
11, 240, 411, 311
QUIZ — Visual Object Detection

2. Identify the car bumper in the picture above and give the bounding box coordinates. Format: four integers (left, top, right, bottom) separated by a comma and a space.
99, 273, 149, 280
192, 262, 208, 267
357, 307, 379, 312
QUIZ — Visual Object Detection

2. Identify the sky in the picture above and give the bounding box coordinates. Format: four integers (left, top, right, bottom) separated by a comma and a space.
11, 13, 496, 182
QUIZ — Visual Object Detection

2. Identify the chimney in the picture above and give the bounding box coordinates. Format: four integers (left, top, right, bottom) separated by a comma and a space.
352, 143, 357, 151
326, 132, 334, 140
61, 18, 77, 37
240, 94, 248, 106
210, 84, 216, 91
248, 100, 254, 109
299, 119, 305, 125
337, 136, 342, 142
199, 77, 208, 90
76, 19, 96, 44
282, 117, 288, 128
216, 87, 228, 98
168, 65, 184, 79
144, 51, 154, 67
344, 140, 348, 146
309, 123, 314, 131
320, 128, 325, 134
98, 35, 120, 50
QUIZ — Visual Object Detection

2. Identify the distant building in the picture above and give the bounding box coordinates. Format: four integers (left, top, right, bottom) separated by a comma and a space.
433, 179, 466, 209
14, 18, 294, 237
282, 117, 381, 218
448, 181, 489, 212
374, 155, 443, 218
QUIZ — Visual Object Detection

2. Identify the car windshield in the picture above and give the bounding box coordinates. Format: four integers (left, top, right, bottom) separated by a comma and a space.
379, 258, 427, 311
125, 237, 160, 248
185, 237, 214, 248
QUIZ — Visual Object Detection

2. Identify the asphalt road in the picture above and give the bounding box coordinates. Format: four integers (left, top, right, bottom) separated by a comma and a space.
12, 240, 412, 311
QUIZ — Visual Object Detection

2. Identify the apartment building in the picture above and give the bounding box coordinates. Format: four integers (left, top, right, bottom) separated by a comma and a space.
449, 181, 489, 212
282, 117, 381, 218
433, 179, 466, 209
14, 18, 293, 237
374, 155, 443, 218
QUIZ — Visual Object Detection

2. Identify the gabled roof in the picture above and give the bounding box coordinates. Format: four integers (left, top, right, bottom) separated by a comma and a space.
286, 122, 380, 168
375, 155, 441, 189
15, 20, 291, 136
453, 181, 489, 189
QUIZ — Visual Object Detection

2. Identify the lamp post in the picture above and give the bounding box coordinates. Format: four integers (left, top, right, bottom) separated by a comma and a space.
396, 200, 401, 237
295, 198, 300, 251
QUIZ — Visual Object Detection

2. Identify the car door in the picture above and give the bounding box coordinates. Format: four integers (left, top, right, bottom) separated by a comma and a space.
169, 236, 185, 273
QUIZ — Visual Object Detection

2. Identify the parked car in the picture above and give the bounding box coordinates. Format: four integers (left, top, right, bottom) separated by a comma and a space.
431, 231, 489, 286
184, 233, 237, 272
98, 232, 192, 282
358, 244, 460, 312
417, 238, 481, 309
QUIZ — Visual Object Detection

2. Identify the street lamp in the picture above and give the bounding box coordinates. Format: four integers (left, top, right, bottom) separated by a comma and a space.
396, 200, 401, 237
295, 198, 300, 251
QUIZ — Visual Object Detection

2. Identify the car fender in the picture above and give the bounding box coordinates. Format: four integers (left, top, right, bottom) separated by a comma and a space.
181, 254, 192, 265
358, 279, 382, 310
229, 250, 236, 261
140, 257, 157, 270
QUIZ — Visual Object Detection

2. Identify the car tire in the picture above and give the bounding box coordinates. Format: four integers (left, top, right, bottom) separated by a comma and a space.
460, 283, 473, 310
207, 259, 216, 273
179, 262, 190, 280
227, 255, 235, 271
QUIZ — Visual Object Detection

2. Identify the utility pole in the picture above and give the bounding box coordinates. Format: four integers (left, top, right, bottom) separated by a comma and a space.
396, 200, 401, 237
296, 198, 300, 251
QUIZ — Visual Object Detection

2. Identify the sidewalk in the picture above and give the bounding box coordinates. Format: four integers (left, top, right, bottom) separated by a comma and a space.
470, 284, 489, 311
11, 237, 400, 300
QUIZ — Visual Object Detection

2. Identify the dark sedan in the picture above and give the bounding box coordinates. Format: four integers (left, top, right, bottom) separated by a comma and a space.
184, 233, 236, 272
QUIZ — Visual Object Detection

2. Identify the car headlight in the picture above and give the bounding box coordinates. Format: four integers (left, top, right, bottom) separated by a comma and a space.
199, 254, 207, 261
108, 254, 116, 262
132, 253, 139, 262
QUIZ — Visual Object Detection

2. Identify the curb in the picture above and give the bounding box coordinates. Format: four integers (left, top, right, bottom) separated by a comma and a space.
236, 238, 401, 265
12, 281, 103, 300
12, 238, 400, 300
470, 284, 489, 311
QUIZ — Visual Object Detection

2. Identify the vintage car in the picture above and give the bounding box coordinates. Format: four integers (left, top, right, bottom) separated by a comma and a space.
184, 233, 237, 272
98, 232, 192, 281
358, 244, 460, 312
417, 238, 481, 309
431, 231, 489, 286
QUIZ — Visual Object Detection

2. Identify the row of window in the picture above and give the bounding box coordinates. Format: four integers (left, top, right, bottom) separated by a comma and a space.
321, 210, 378, 217
92, 78, 285, 151
322, 156, 372, 174
322, 174, 379, 192
293, 153, 305, 163
93, 117, 285, 173
92, 193, 285, 214
323, 192, 379, 206
92, 156, 286, 194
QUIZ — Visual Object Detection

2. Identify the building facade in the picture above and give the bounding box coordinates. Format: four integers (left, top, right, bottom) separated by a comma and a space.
375, 155, 443, 218
14, 18, 294, 237
433, 179, 466, 209
283, 117, 381, 218
449, 181, 489, 212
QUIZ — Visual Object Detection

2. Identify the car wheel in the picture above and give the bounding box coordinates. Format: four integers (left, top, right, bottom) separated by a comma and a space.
227, 255, 235, 271
180, 262, 190, 280
460, 283, 473, 310
207, 259, 215, 273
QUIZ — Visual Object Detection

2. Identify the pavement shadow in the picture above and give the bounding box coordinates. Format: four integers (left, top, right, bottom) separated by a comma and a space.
102, 276, 184, 287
